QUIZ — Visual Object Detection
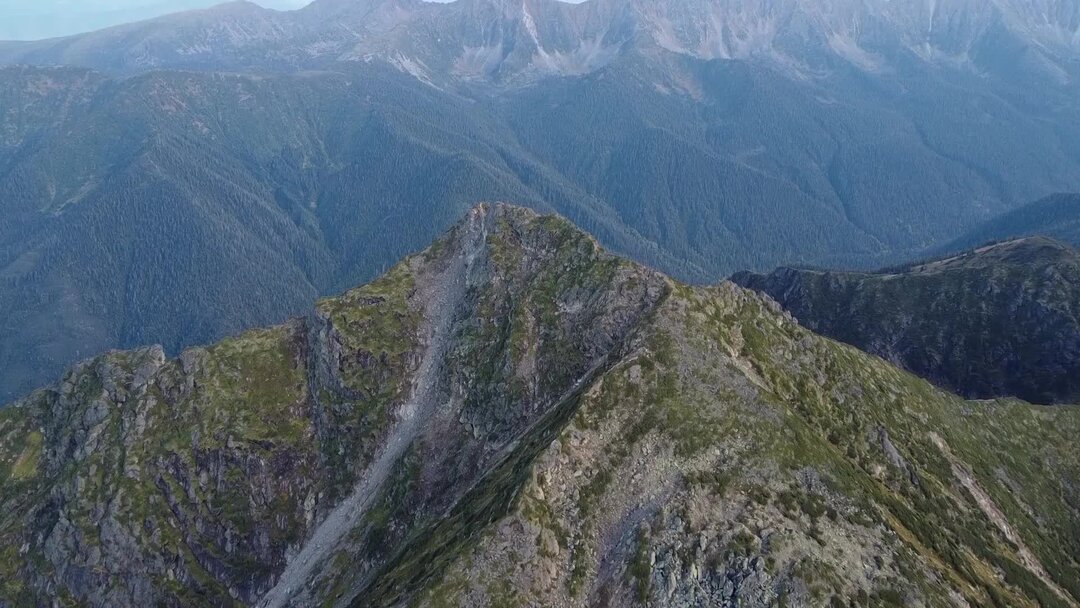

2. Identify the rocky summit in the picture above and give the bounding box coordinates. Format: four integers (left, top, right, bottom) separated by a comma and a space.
0, 204, 1078, 607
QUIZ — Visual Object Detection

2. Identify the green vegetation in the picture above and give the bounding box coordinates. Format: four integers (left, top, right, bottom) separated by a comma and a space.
316, 261, 421, 498
7, 429, 42, 482
363, 369, 599, 607
949, 193, 1080, 251
318, 261, 420, 385
686, 284, 1080, 607
195, 326, 308, 446
734, 237, 1080, 404
1, 206, 1077, 608
8, 21, 1080, 410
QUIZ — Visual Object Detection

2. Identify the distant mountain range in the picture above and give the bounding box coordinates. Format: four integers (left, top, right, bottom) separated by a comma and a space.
2, 0, 1079, 83
2, 0, 1080, 400
2, 205, 1077, 607
734, 236, 1080, 405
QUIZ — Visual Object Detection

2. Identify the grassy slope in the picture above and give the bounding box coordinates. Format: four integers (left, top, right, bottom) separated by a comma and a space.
733, 237, 1080, 404
411, 280, 1080, 607
0, 255, 425, 605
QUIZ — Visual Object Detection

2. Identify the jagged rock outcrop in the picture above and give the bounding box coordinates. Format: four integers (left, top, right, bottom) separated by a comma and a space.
733, 236, 1080, 404
1, 205, 1078, 608
3, 0, 1079, 83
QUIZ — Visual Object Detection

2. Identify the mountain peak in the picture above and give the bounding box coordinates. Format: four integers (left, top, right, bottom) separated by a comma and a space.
304, 0, 413, 15
3, 204, 1079, 607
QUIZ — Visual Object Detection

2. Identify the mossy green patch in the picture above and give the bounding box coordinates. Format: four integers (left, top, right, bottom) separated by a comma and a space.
318, 261, 420, 381
317, 261, 421, 497
182, 325, 308, 449
9, 430, 42, 481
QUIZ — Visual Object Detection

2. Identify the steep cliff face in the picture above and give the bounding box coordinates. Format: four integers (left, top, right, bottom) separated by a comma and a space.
733, 237, 1080, 405
0, 204, 669, 607
1, 206, 1078, 608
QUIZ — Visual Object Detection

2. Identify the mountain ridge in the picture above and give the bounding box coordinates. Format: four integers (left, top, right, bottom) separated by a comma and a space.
2, 0, 1080, 407
732, 236, 1080, 405
2, 0, 1079, 85
946, 193, 1080, 252
1, 204, 1077, 608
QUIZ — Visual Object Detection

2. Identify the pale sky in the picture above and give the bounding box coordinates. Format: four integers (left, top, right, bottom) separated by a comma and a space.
0, 0, 312, 40
0, 0, 586, 41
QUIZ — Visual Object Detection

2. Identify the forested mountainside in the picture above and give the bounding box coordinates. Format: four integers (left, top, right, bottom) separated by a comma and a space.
733, 237, 1080, 405
2, 0, 1080, 400
948, 194, 1080, 253
1, 205, 1077, 608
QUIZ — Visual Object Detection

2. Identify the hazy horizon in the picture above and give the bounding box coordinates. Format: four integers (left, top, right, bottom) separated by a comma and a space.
0, 0, 588, 42
0, 0, 311, 40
